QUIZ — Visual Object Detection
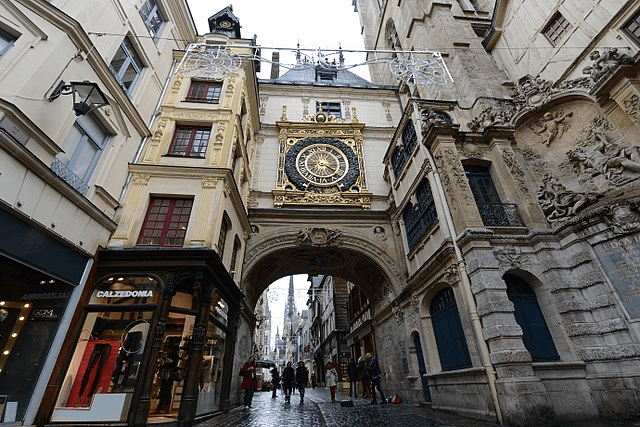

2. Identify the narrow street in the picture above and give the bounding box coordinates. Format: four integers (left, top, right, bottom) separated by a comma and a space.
194, 387, 500, 427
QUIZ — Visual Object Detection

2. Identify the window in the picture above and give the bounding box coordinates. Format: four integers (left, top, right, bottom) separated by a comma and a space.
230, 236, 241, 277
110, 37, 144, 93
505, 274, 559, 362
391, 120, 418, 177
167, 126, 211, 157
218, 216, 229, 259
543, 12, 571, 46
623, 9, 640, 46
430, 288, 472, 371
52, 114, 110, 194
316, 101, 341, 118
465, 165, 509, 226
139, 0, 165, 40
185, 80, 223, 103
403, 178, 438, 250
0, 27, 17, 58
137, 198, 192, 246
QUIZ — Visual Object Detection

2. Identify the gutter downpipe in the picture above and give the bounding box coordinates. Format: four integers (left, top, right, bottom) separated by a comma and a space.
420, 115, 503, 424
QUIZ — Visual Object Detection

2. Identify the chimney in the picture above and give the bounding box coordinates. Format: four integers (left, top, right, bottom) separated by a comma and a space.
270, 52, 280, 79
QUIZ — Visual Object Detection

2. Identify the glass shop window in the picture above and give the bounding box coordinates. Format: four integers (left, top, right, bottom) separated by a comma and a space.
52, 276, 158, 423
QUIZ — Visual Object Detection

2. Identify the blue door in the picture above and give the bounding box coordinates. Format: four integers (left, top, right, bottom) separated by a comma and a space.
413, 333, 431, 401
430, 288, 472, 371
505, 274, 559, 362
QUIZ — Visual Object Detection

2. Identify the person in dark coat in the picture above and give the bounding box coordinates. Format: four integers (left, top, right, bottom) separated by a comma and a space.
347, 358, 359, 398
270, 366, 280, 398
240, 355, 258, 409
358, 356, 370, 398
311, 372, 317, 389
365, 352, 386, 405
281, 361, 295, 403
295, 361, 309, 404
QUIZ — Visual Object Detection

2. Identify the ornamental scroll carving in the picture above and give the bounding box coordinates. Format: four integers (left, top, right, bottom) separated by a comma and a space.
296, 227, 343, 247
604, 203, 640, 234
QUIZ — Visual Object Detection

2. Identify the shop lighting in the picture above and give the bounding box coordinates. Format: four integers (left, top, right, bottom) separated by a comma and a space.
40, 280, 46, 284
24, 304, 29, 308
11, 333, 16, 338
47, 80, 109, 116
3, 351, 9, 355
49, 279, 55, 284
0, 302, 4, 306
18, 317, 24, 321
117, 277, 124, 282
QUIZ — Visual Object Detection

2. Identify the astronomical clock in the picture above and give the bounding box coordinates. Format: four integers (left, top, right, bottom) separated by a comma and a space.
273, 110, 371, 209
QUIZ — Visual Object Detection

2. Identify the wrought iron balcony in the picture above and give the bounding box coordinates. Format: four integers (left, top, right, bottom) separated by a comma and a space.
477, 202, 524, 227
51, 158, 89, 195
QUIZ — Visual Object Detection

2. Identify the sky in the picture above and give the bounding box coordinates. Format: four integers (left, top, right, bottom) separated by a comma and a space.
186, 0, 370, 80
185, 1, 368, 346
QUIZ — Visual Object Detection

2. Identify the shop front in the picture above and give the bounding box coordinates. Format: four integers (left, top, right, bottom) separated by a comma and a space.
39, 248, 243, 427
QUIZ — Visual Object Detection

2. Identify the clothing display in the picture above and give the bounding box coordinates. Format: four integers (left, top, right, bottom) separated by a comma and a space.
66, 340, 119, 407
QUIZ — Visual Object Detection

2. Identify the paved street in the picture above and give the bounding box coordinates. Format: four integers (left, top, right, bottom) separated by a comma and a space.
194, 387, 640, 427
194, 387, 500, 427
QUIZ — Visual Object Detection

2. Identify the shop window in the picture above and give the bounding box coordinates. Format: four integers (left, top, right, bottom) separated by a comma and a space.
430, 288, 472, 371
505, 274, 560, 362
139, 0, 165, 40
543, 12, 571, 46
110, 37, 144, 94
623, 8, 640, 46
167, 125, 211, 157
0, 27, 18, 58
185, 80, 222, 103
53, 276, 158, 422
391, 120, 418, 178
403, 177, 438, 251
137, 198, 193, 247
52, 113, 110, 195
316, 101, 342, 118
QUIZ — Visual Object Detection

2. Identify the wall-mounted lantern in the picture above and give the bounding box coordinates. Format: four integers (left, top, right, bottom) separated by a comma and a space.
47, 80, 109, 116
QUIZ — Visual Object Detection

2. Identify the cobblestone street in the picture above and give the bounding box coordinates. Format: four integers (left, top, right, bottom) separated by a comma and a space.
193, 388, 640, 427
194, 387, 501, 427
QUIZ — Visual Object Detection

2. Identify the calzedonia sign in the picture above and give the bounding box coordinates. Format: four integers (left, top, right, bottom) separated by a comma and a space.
95, 290, 154, 298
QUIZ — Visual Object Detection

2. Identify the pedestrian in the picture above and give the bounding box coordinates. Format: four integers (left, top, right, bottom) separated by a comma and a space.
326, 366, 338, 402
347, 358, 359, 398
358, 356, 370, 398
295, 361, 309, 404
270, 366, 280, 399
240, 355, 258, 409
282, 361, 295, 403
311, 372, 317, 389
365, 353, 386, 405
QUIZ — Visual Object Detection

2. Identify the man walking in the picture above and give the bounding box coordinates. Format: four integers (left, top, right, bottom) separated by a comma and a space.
282, 362, 295, 403
365, 353, 386, 405
270, 366, 280, 398
295, 361, 309, 404
347, 358, 359, 398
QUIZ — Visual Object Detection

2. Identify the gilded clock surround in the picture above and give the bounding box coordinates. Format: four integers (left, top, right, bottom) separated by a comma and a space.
273, 116, 371, 209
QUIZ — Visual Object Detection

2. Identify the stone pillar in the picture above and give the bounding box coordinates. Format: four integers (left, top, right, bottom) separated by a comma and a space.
220, 306, 241, 412
109, 173, 149, 247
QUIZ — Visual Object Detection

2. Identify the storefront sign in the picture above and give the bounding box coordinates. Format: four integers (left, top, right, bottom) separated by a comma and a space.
30, 309, 59, 320
95, 290, 153, 298
594, 233, 640, 318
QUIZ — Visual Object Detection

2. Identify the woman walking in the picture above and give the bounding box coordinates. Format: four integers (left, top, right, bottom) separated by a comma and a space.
240, 355, 258, 409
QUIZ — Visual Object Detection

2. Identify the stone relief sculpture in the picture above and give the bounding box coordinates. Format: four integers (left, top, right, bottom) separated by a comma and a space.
467, 104, 515, 132
604, 203, 640, 234
582, 48, 633, 82
623, 94, 640, 127
567, 127, 640, 185
529, 109, 573, 146
296, 227, 343, 247
537, 174, 601, 221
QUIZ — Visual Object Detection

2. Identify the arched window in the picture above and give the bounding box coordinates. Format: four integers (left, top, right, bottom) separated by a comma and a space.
430, 288, 472, 371
505, 274, 559, 362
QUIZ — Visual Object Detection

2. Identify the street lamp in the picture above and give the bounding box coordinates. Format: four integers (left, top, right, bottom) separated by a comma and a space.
47, 80, 109, 116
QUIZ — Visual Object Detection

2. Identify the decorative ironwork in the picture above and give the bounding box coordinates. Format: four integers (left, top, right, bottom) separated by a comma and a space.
182, 45, 241, 80
389, 52, 452, 86
477, 202, 524, 227
51, 158, 89, 194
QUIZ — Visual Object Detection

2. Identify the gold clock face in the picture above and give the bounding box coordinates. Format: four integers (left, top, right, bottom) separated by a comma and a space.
296, 144, 349, 187
218, 21, 232, 28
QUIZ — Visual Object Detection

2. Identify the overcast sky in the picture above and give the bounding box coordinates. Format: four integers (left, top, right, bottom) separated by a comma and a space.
186, 0, 370, 80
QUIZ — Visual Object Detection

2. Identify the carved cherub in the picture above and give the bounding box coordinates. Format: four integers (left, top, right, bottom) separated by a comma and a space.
529, 109, 573, 146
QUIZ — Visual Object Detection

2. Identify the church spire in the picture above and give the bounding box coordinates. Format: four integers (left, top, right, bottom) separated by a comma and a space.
284, 275, 296, 321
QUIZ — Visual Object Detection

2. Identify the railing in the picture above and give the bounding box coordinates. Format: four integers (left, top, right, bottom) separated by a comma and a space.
51, 158, 89, 195
477, 202, 524, 227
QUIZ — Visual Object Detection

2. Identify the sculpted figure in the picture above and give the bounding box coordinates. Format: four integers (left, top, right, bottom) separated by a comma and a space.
567, 134, 640, 184
530, 109, 573, 146
537, 174, 600, 221
582, 48, 632, 82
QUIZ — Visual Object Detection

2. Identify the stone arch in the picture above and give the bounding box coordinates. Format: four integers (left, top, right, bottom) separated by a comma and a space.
241, 226, 405, 310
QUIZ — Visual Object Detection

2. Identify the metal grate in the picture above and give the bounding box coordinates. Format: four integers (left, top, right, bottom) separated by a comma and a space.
477, 202, 524, 227
51, 158, 89, 195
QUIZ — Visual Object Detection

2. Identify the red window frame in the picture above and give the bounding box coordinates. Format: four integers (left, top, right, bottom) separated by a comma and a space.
137, 197, 193, 247
167, 126, 211, 157
185, 80, 223, 103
